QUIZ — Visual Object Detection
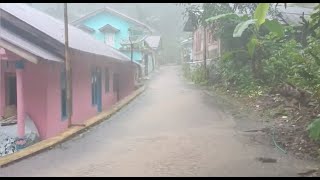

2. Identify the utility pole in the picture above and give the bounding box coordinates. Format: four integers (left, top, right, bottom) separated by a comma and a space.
129, 30, 134, 63
203, 25, 209, 79
64, 3, 72, 127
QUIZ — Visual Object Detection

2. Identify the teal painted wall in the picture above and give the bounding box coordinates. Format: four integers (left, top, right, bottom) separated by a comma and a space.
81, 13, 143, 62
122, 51, 143, 61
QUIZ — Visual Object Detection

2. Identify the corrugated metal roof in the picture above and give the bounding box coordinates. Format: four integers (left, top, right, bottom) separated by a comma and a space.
276, 5, 314, 26
180, 37, 192, 45
0, 26, 63, 62
0, 3, 130, 62
144, 36, 161, 50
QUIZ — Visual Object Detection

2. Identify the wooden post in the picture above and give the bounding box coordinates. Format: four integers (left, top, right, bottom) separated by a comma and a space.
64, 3, 72, 127
203, 26, 207, 69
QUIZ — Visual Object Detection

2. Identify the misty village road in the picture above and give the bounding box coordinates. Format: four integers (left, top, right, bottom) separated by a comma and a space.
0, 65, 316, 177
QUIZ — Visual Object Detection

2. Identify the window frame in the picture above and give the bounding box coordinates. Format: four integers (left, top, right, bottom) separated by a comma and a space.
61, 67, 67, 120
105, 68, 110, 93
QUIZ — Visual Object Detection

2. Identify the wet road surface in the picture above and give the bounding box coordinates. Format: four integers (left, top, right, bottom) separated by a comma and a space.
0, 66, 316, 177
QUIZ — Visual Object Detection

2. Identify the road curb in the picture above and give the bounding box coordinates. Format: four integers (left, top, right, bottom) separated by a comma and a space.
0, 86, 146, 168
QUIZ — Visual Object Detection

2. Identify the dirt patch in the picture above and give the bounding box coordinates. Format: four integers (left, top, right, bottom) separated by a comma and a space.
254, 94, 320, 161
205, 85, 320, 162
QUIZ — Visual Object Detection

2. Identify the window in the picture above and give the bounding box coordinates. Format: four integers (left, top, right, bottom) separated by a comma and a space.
61, 68, 67, 119
104, 33, 115, 47
105, 68, 110, 93
91, 67, 97, 105
113, 73, 119, 93
113, 73, 120, 101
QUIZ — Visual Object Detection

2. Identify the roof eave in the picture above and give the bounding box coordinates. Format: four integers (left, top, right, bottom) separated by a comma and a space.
0, 38, 39, 64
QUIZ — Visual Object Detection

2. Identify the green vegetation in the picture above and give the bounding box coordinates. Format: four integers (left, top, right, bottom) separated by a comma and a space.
308, 118, 320, 141
181, 3, 320, 143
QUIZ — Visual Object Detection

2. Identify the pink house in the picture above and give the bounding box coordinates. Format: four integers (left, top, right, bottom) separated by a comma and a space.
183, 15, 221, 62
0, 4, 137, 140
191, 27, 221, 61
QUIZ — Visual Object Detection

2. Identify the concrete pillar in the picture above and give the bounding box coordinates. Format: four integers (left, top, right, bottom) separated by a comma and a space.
0, 61, 4, 118
16, 60, 25, 138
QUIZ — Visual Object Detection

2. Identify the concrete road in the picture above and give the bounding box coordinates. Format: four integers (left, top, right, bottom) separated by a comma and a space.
0, 66, 316, 177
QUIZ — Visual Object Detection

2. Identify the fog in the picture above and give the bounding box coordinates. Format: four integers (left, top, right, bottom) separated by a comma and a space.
27, 3, 189, 63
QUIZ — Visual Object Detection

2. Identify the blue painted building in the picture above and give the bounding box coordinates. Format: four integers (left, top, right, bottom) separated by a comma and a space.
71, 6, 152, 64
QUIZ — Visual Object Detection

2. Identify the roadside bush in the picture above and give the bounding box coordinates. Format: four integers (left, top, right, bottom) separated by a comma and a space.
214, 50, 265, 96
190, 64, 208, 85
261, 39, 303, 85
182, 63, 191, 80
307, 118, 320, 141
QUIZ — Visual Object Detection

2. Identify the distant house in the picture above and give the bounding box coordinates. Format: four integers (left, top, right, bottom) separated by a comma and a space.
180, 37, 193, 63
183, 15, 221, 63
71, 6, 159, 76
144, 35, 162, 73
0, 3, 137, 140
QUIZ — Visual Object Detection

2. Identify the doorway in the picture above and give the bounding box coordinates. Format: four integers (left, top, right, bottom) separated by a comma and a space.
92, 67, 102, 113
113, 73, 120, 101
5, 73, 17, 118
96, 68, 102, 113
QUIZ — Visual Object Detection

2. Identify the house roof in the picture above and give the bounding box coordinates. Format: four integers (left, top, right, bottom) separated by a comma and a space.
0, 26, 63, 63
99, 24, 120, 33
183, 12, 198, 32
276, 5, 314, 26
120, 34, 148, 45
144, 36, 161, 50
0, 3, 131, 62
180, 37, 192, 45
78, 24, 95, 33
71, 6, 152, 33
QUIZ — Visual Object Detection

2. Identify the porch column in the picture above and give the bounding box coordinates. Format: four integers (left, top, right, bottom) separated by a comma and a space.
16, 60, 25, 138
0, 61, 4, 118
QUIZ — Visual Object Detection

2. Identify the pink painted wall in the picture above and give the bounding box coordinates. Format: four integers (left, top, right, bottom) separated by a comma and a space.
23, 61, 48, 139
118, 64, 135, 99
1, 50, 136, 139
44, 52, 136, 139
69, 55, 99, 124
0, 60, 48, 138
192, 27, 220, 61
45, 62, 68, 138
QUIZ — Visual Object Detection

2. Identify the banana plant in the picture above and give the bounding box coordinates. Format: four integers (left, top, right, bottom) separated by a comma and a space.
205, 3, 285, 79
205, 4, 284, 58
233, 3, 284, 78
233, 3, 284, 57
